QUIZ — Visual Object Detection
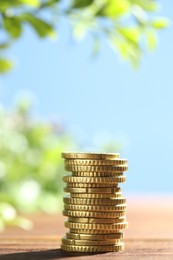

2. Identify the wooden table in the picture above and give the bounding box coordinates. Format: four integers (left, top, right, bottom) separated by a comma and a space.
1, 195, 173, 259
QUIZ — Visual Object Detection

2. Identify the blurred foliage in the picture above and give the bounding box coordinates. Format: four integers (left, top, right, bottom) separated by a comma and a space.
0, 100, 121, 231
0, 0, 169, 71
0, 100, 77, 231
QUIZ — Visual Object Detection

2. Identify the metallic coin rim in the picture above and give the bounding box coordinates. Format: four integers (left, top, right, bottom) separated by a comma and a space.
62, 237, 121, 246
64, 159, 127, 166
70, 228, 125, 234
66, 232, 124, 240
64, 203, 127, 212
65, 221, 128, 230
63, 176, 126, 184
64, 186, 121, 194
66, 183, 119, 188
70, 192, 122, 198
61, 152, 120, 159
61, 242, 124, 252
65, 165, 128, 173
63, 197, 126, 205
67, 216, 126, 224
63, 210, 126, 218
72, 171, 123, 177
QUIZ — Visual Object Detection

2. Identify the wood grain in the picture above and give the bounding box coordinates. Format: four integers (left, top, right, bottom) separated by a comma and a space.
0, 195, 173, 259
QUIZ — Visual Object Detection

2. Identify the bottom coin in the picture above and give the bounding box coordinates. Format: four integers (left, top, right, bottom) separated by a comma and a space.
66, 232, 124, 240
61, 242, 124, 252
62, 237, 121, 246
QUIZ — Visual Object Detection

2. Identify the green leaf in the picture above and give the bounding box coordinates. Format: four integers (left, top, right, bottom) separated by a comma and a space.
110, 36, 141, 68
0, 0, 39, 11
0, 59, 14, 74
131, 5, 148, 25
20, 13, 56, 38
0, 42, 10, 50
3, 16, 22, 38
96, 0, 130, 18
130, 0, 158, 12
151, 18, 170, 29
0, 1, 9, 11
72, 0, 94, 8
40, 0, 60, 8
19, 0, 40, 7
146, 29, 157, 50
117, 27, 141, 45
0, 0, 17, 11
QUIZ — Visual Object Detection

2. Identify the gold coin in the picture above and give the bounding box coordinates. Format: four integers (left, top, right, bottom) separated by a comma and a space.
66, 232, 124, 240
62, 237, 121, 246
71, 192, 122, 199
64, 203, 127, 212
70, 228, 125, 234
65, 158, 127, 166
64, 187, 86, 193
61, 242, 124, 252
65, 165, 128, 173
64, 186, 121, 194
61, 152, 120, 160
66, 182, 118, 188
63, 176, 126, 184
63, 197, 126, 205
63, 210, 126, 218
68, 217, 126, 224
72, 171, 123, 177
65, 221, 128, 230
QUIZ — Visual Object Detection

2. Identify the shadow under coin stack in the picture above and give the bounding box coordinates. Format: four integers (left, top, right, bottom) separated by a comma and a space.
61, 152, 128, 253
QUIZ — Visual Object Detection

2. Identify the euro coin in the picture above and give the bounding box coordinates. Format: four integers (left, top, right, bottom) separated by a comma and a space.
68, 217, 126, 224
61, 237, 121, 246
64, 203, 127, 212
63, 197, 126, 205
64, 158, 127, 166
71, 171, 123, 177
64, 186, 121, 194
63, 176, 126, 184
70, 192, 122, 199
65, 165, 128, 173
66, 183, 119, 188
61, 242, 124, 252
61, 152, 120, 160
64, 187, 87, 193
66, 232, 124, 240
65, 221, 128, 230
70, 228, 125, 234
63, 210, 126, 218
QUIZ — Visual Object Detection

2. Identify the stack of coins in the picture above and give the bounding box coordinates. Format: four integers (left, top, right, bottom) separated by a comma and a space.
61, 152, 128, 253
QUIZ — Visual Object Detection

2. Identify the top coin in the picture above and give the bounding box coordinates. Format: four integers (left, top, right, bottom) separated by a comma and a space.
61, 152, 120, 160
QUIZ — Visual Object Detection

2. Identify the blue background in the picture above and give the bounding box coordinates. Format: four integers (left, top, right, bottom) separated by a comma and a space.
1, 1, 173, 193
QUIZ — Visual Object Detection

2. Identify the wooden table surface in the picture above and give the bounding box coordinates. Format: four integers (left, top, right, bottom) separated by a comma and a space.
0, 195, 173, 259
